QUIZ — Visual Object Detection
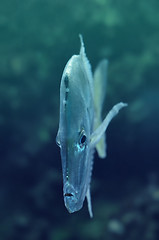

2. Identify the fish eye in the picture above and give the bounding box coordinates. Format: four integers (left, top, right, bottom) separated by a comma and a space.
79, 130, 87, 148
80, 135, 86, 144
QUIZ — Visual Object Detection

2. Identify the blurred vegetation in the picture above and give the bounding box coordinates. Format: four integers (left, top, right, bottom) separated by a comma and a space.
0, 0, 159, 239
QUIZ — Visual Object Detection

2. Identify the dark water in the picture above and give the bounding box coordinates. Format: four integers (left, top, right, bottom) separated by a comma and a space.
0, 0, 159, 239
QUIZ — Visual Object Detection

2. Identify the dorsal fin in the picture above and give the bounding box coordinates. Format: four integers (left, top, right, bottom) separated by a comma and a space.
79, 35, 94, 95
79, 34, 85, 57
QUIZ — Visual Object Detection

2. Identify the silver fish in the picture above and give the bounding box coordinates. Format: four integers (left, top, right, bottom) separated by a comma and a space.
56, 35, 127, 217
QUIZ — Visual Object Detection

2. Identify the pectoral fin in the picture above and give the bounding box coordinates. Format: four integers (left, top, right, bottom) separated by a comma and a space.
91, 102, 128, 149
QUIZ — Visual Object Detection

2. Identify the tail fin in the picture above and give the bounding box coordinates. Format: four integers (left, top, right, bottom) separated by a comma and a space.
93, 59, 108, 158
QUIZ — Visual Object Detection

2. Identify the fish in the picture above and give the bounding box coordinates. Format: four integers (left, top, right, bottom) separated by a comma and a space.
56, 35, 127, 218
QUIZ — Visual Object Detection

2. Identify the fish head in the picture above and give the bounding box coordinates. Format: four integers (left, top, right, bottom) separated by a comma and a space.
62, 127, 90, 213
56, 55, 94, 213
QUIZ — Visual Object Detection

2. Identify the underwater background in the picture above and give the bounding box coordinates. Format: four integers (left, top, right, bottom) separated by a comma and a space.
0, 0, 159, 239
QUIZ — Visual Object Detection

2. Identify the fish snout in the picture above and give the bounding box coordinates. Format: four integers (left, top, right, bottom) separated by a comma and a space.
64, 183, 77, 203
63, 183, 82, 213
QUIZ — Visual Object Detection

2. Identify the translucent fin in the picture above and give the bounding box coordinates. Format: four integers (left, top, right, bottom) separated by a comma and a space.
79, 34, 93, 94
79, 34, 86, 57
94, 59, 108, 158
91, 102, 128, 148
86, 186, 93, 218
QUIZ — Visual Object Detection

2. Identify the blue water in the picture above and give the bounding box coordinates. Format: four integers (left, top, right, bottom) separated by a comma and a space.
0, 0, 159, 239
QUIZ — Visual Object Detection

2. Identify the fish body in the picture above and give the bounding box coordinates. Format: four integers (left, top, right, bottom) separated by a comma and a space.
56, 36, 127, 217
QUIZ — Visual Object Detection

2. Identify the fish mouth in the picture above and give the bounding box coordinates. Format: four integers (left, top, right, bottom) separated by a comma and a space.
63, 183, 76, 201
64, 193, 74, 197
63, 183, 80, 213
